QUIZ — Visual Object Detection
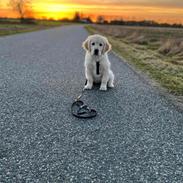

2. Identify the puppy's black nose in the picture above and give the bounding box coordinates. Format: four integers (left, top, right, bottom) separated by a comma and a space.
94, 49, 99, 55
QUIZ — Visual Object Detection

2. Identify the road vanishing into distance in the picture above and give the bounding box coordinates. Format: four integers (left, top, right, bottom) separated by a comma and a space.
0, 25, 183, 182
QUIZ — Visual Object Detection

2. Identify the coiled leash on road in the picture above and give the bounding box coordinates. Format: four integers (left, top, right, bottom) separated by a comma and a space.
71, 81, 97, 119
71, 61, 100, 119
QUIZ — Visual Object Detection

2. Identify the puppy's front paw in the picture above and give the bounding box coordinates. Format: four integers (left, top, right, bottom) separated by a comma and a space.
108, 83, 114, 88
100, 85, 107, 91
84, 84, 92, 90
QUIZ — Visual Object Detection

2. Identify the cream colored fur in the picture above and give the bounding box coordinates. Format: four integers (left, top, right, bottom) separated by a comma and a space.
82, 34, 114, 91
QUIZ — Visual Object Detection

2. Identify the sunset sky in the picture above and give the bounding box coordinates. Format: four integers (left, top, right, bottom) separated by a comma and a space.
0, 0, 183, 24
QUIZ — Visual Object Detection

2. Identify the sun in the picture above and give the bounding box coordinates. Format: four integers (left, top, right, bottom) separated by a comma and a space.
33, 3, 72, 20
46, 4, 68, 13
44, 4, 69, 19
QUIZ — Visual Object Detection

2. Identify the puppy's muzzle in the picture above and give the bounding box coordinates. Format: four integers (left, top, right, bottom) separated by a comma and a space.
94, 49, 99, 56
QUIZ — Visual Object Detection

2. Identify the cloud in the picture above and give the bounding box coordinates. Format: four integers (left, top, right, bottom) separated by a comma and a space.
43, 0, 183, 8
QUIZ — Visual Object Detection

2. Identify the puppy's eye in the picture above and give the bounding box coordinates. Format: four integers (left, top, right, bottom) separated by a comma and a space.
99, 43, 103, 47
92, 43, 95, 46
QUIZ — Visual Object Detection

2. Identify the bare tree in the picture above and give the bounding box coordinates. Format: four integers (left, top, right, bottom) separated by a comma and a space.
73, 12, 81, 22
9, 0, 33, 22
97, 16, 105, 24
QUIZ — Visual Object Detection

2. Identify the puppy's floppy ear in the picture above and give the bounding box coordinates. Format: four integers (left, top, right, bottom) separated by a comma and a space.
82, 37, 90, 51
103, 38, 112, 53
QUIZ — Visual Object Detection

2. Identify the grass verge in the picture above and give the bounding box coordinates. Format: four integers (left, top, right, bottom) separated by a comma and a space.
0, 20, 71, 36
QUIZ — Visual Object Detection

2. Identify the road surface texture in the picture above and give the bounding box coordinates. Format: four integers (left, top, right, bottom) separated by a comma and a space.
0, 25, 183, 183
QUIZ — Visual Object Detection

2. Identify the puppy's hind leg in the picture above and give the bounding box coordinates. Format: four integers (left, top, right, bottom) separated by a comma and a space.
108, 71, 114, 88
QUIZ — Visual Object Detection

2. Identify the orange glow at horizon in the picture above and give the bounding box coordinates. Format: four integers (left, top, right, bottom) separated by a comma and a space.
0, 0, 183, 24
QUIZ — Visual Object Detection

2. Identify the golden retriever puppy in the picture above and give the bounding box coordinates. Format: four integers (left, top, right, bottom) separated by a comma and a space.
82, 34, 114, 91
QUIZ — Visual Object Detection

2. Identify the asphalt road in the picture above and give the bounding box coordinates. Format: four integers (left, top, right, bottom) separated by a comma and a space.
0, 25, 183, 183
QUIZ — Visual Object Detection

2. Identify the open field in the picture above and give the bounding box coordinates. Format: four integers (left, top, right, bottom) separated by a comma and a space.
86, 25, 183, 96
0, 20, 66, 36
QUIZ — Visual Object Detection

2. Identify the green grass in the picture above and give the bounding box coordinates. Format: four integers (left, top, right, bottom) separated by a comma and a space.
86, 25, 183, 96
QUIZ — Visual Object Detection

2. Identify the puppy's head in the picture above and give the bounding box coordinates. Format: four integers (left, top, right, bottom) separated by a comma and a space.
82, 34, 112, 57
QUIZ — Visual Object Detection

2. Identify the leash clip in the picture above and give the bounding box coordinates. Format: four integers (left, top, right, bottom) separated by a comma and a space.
76, 94, 82, 101
75, 88, 85, 101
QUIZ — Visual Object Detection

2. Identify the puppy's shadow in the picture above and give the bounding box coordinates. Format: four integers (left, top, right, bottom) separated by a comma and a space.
83, 83, 116, 105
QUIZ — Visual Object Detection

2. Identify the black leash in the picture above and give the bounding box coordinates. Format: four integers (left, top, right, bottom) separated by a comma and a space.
71, 62, 100, 119
71, 80, 97, 119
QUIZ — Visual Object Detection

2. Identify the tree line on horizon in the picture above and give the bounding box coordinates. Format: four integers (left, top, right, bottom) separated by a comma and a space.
1, 0, 183, 28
